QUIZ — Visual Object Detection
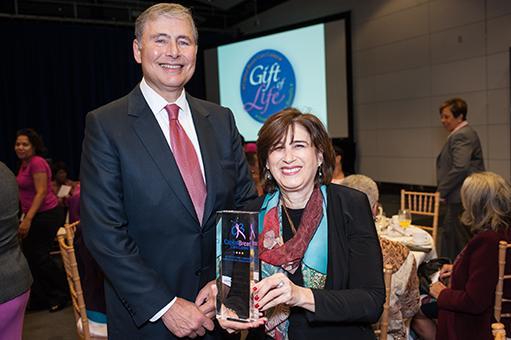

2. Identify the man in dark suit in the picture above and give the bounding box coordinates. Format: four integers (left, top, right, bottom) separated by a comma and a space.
436, 98, 484, 261
80, 3, 256, 339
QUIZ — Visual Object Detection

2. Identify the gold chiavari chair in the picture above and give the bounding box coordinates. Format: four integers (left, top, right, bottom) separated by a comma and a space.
400, 190, 440, 246
374, 264, 393, 340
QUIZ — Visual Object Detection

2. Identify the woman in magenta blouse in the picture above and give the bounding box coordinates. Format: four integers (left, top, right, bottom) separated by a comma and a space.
14, 128, 67, 312
429, 172, 511, 339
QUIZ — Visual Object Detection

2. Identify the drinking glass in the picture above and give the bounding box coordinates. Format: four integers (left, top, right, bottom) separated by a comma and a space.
398, 209, 412, 229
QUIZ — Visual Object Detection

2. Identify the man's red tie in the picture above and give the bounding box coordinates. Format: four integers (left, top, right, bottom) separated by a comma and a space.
165, 104, 206, 223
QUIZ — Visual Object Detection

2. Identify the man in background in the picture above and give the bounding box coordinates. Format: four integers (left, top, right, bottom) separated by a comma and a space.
80, 3, 256, 339
436, 98, 484, 260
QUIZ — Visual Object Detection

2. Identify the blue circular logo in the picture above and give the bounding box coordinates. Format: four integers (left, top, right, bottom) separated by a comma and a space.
240, 49, 296, 123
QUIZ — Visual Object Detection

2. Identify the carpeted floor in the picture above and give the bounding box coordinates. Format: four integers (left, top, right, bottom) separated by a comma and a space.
24, 306, 76, 339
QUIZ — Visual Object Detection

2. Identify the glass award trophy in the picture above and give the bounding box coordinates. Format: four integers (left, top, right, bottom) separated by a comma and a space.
216, 210, 259, 322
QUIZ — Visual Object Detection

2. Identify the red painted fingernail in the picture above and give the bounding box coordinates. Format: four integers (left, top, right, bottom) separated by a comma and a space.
254, 295, 259, 301
255, 303, 259, 309
253, 287, 257, 291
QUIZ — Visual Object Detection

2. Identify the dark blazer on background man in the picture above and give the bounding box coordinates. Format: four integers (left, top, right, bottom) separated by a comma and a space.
80, 85, 256, 339
436, 124, 484, 203
244, 184, 385, 340
0, 161, 32, 304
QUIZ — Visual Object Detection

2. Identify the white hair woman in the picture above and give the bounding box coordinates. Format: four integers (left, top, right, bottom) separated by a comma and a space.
429, 171, 511, 340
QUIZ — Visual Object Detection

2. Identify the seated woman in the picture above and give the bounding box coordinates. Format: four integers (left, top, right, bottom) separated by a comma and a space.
218, 108, 385, 339
50, 161, 78, 208
341, 174, 420, 340
428, 172, 511, 340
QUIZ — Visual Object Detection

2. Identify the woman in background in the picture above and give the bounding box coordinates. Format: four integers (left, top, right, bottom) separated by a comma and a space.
0, 162, 32, 339
14, 128, 67, 312
51, 161, 78, 207
330, 145, 346, 184
218, 108, 384, 339
245, 142, 264, 196
429, 172, 511, 339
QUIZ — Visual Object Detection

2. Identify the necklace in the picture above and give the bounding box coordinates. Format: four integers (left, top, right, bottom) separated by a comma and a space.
281, 202, 297, 235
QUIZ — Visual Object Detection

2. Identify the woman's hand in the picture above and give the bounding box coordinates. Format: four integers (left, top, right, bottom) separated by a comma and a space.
19, 218, 32, 238
429, 281, 447, 299
216, 305, 267, 333
253, 273, 315, 312
439, 264, 453, 281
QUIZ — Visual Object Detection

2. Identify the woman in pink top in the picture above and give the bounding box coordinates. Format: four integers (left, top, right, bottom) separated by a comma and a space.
15, 128, 67, 312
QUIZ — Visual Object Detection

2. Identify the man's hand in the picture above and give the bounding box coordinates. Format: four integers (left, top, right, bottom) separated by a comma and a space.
195, 280, 217, 319
162, 297, 214, 338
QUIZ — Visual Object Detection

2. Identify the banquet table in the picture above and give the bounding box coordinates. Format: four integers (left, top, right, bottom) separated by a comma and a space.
378, 224, 437, 265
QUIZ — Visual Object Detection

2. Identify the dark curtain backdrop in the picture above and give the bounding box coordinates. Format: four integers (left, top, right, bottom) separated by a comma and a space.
0, 17, 218, 179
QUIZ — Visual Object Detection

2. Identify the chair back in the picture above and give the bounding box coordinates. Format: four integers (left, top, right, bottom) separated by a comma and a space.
495, 240, 511, 323
492, 322, 506, 339
57, 221, 90, 340
374, 264, 393, 340
400, 190, 440, 245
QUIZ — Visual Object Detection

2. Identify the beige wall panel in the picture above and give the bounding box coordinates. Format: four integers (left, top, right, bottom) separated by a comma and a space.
351, 0, 429, 25
487, 0, 511, 19
354, 4, 428, 50
431, 57, 486, 95
360, 156, 435, 185
430, 22, 485, 64
357, 129, 380, 156
488, 124, 510, 160
357, 66, 431, 103
487, 15, 511, 54
354, 36, 429, 78
357, 156, 382, 179
376, 97, 433, 129
429, 0, 484, 32
356, 103, 380, 130
487, 52, 510, 89
487, 159, 511, 180
377, 128, 434, 158
488, 88, 510, 124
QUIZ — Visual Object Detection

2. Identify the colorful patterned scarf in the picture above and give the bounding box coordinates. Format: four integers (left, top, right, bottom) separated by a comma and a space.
257, 186, 328, 340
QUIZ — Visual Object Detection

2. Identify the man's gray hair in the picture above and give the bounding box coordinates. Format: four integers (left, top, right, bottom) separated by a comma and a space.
341, 174, 379, 209
134, 3, 198, 45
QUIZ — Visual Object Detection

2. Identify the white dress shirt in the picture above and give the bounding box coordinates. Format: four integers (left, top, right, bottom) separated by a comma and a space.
139, 78, 206, 182
139, 78, 206, 321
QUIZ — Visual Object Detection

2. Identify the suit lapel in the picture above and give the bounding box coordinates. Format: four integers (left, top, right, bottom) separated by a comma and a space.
128, 86, 198, 223
187, 94, 222, 228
